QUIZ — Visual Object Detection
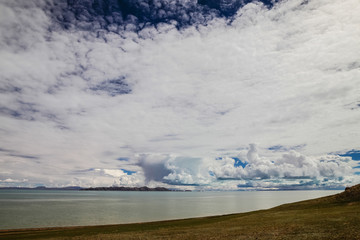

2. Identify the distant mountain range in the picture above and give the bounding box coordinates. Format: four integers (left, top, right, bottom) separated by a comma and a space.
0, 186, 82, 190
0, 186, 185, 191
81, 186, 177, 191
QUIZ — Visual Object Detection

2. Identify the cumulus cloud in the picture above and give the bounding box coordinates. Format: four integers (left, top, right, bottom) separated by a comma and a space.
90, 168, 145, 186
163, 156, 213, 185
0, 0, 359, 189
137, 154, 172, 183
211, 144, 355, 183
0, 178, 28, 183
97, 144, 357, 189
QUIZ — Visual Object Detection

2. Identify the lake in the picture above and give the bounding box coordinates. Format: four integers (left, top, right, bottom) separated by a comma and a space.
0, 189, 341, 230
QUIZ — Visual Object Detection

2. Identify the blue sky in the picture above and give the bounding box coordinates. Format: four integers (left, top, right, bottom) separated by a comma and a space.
0, 0, 360, 190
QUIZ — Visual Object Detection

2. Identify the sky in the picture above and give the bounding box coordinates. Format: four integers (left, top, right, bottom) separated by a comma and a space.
0, 0, 359, 190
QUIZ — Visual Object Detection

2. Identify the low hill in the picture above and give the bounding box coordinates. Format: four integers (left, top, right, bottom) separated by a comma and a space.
0, 184, 359, 240
336, 184, 360, 202
272, 183, 360, 211
80, 186, 172, 191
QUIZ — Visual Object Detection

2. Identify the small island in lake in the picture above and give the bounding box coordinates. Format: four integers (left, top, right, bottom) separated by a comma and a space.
81, 186, 178, 191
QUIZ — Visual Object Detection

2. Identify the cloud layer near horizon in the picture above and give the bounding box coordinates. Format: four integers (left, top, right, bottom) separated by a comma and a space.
0, 0, 360, 189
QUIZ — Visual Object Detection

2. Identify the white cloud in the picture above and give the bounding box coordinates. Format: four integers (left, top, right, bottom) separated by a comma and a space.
108, 144, 357, 189
164, 157, 213, 185
0, 178, 28, 183
211, 144, 355, 182
0, 0, 359, 189
91, 168, 145, 187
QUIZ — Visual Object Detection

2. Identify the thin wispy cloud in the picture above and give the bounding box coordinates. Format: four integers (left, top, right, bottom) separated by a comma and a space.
0, 0, 359, 189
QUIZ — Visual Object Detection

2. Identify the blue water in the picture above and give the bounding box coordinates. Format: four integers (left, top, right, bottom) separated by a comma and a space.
0, 190, 340, 230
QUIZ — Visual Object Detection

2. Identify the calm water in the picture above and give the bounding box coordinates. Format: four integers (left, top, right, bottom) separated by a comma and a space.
0, 189, 341, 230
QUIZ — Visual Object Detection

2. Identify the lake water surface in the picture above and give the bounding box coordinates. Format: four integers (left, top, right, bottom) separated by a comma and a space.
0, 189, 341, 230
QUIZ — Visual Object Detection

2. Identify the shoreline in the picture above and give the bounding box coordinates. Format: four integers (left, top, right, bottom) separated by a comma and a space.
0, 190, 342, 231
0, 185, 359, 239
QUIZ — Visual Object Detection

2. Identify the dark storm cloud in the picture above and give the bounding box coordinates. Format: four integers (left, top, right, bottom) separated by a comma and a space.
138, 156, 172, 183
0, 103, 38, 121
89, 77, 131, 96
268, 144, 306, 152
48, 0, 278, 34
0, 147, 40, 160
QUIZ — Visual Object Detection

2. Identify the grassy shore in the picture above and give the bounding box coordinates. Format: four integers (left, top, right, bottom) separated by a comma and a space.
1, 184, 359, 240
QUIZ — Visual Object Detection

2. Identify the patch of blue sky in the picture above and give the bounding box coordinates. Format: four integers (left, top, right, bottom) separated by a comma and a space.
233, 157, 248, 168
116, 157, 129, 161
237, 182, 253, 188
121, 169, 136, 175
217, 176, 247, 181
215, 157, 248, 168
340, 149, 360, 161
